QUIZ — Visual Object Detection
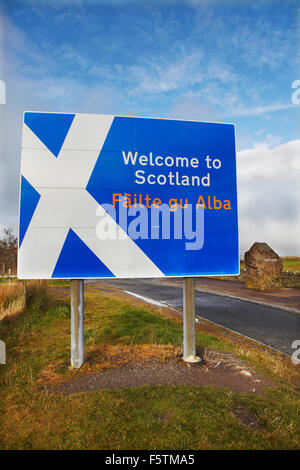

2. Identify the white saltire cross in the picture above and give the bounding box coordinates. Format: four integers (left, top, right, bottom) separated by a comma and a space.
18, 113, 164, 279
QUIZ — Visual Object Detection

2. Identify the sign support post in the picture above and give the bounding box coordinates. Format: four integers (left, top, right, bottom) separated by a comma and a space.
71, 279, 84, 368
183, 278, 201, 363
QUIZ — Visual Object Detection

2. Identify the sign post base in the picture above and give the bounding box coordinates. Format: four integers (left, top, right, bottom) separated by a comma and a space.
183, 355, 202, 364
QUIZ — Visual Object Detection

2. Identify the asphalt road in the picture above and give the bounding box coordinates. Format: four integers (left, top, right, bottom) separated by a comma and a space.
100, 279, 300, 356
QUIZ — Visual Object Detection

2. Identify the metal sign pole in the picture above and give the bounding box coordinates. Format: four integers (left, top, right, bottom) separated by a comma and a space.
71, 279, 84, 368
183, 277, 201, 363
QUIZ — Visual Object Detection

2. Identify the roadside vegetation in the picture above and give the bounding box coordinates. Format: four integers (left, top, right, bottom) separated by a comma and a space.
0, 283, 25, 320
0, 280, 48, 321
0, 228, 17, 275
281, 257, 300, 272
0, 283, 299, 450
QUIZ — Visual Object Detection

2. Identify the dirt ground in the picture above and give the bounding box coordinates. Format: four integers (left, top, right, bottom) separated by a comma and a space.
39, 346, 273, 396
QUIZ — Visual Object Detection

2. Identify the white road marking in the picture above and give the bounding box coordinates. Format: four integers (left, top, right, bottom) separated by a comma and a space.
124, 290, 168, 308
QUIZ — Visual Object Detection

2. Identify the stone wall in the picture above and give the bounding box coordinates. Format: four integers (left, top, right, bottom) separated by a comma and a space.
213, 269, 245, 283
208, 269, 300, 288
280, 271, 300, 288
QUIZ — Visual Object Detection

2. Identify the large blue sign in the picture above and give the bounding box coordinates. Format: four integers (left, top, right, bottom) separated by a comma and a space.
18, 112, 239, 279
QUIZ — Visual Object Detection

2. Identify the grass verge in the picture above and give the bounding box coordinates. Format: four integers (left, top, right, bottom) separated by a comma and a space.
0, 284, 299, 450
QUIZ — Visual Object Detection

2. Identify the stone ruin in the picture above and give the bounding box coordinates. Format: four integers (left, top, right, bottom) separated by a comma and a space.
244, 242, 282, 290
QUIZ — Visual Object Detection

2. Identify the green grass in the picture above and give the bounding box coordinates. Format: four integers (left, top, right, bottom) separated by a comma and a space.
85, 303, 223, 350
0, 287, 299, 450
281, 257, 300, 272
47, 279, 71, 286
0, 277, 18, 284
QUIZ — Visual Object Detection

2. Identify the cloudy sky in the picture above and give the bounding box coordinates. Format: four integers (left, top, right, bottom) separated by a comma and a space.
0, 0, 299, 256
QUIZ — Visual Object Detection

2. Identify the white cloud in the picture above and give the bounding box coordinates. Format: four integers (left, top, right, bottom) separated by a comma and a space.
237, 140, 300, 256
167, 97, 219, 121
87, 51, 206, 95
228, 102, 296, 117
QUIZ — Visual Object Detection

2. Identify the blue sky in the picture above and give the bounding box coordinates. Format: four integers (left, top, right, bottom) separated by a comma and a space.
1, 0, 299, 148
0, 0, 299, 254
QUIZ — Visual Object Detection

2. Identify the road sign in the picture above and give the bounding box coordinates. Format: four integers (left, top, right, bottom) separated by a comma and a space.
18, 112, 239, 279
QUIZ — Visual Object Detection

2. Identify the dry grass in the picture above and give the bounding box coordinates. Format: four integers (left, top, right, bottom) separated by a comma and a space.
0, 283, 25, 320
0, 280, 48, 321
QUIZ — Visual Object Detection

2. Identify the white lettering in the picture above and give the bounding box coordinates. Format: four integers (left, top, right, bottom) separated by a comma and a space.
122, 150, 138, 165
